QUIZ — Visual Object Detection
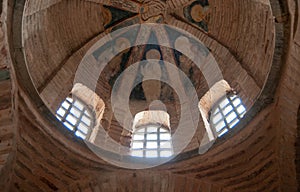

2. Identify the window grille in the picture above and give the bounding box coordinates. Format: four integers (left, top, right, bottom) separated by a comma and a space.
210, 94, 246, 137
56, 97, 94, 140
131, 125, 173, 158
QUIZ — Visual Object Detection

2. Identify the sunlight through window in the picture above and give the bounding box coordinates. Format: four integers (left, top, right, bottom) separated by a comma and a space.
210, 94, 246, 137
56, 97, 94, 140
131, 125, 173, 158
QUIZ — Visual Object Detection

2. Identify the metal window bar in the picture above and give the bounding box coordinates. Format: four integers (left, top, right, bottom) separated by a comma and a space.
56, 97, 94, 139
211, 95, 246, 137
131, 125, 173, 158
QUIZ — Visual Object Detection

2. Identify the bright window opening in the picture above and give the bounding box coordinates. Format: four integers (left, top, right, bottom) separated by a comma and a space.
131, 125, 173, 158
56, 97, 94, 140
210, 94, 246, 137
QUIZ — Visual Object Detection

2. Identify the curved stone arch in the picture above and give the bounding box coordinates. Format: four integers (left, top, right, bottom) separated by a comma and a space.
198, 80, 232, 141
6, 0, 291, 166
167, 0, 290, 160
70, 83, 105, 142
130, 110, 173, 158
2, 0, 298, 190
6, 0, 107, 164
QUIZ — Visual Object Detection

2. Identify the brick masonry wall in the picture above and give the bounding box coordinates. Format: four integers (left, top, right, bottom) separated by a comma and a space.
0, 0, 299, 191
0, 5, 16, 191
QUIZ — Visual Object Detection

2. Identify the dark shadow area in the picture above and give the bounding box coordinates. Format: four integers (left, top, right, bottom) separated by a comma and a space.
296, 105, 300, 190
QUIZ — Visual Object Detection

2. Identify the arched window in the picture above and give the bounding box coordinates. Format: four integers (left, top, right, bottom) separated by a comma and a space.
210, 94, 246, 137
131, 125, 173, 158
130, 111, 173, 158
56, 96, 95, 140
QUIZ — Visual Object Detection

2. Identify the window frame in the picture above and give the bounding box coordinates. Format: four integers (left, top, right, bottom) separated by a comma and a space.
55, 96, 95, 140
130, 124, 173, 158
209, 92, 246, 137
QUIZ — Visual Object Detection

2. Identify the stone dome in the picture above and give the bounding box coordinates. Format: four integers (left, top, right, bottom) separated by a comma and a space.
0, 0, 299, 191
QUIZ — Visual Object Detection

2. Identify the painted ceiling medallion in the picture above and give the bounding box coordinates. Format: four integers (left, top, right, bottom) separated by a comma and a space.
191, 4, 206, 22
184, 0, 210, 32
